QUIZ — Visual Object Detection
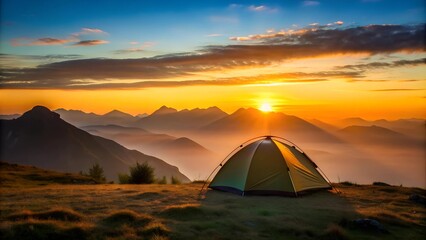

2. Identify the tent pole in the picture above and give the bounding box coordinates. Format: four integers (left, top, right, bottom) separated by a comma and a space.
287, 170, 298, 197
301, 148, 341, 195
317, 167, 341, 194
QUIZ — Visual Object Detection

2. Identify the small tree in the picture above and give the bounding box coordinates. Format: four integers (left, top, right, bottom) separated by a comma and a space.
129, 162, 155, 184
118, 173, 130, 184
89, 163, 106, 183
83, 163, 106, 183
171, 176, 181, 184
157, 176, 167, 184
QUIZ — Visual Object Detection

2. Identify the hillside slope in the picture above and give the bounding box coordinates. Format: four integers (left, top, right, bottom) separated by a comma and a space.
0, 161, 97, 187
0, 106, 190, 182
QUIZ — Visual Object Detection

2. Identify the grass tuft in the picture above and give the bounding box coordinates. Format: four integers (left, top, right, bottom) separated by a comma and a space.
320, 223, 349, 240
102, 210, 152, 227
160, 204, 203, 220
150, 234, 170, 240
3, 221, 88, 240
130, 192, 162, 200
138, 222, 170, 238
7, 208, 83, 222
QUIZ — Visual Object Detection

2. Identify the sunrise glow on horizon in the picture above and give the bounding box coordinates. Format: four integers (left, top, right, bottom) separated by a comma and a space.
259, 103, 273, 113
0, 0, 424, 120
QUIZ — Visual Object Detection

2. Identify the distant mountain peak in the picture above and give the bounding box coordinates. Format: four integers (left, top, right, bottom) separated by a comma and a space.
55, 108, 88, 114
136, 113, 148, 118
104, 109, 133, 117
344, 117, 367, 121
207, 106, 221, 111
169, 137, 207, 150
204, 106, 227, 114
233, 107, 261, 115
152, 105, 178, 115
21, 105, 60, 120
339, 125, 403, 136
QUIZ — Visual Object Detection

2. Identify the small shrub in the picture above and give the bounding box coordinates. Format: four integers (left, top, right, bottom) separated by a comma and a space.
118, 173, 130, 184
81, 163, 106, 183
157, 176, 167, 184
340, 181, 358, 186
373, 182, 390, 186
129, 162, 155, 184
171, 176, 181, 184
89, 163, 106, 183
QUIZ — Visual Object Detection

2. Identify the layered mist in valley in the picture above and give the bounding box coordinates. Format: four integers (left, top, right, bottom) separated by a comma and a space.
1, 106, 424, 187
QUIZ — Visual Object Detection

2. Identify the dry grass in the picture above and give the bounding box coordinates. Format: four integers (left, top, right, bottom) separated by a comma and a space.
0, 182, 424, 240
7, 207, 83, 222
0, 162, 97, 187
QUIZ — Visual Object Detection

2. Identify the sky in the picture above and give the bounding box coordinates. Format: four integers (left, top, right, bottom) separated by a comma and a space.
0, 0, 425, 120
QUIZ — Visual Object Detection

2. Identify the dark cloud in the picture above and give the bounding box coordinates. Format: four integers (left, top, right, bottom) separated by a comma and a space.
336, 58, 426, 71
1, 24, 424, 89
0, 54, 84, 60
0, 54, 85, 68
0, 71, 358, 90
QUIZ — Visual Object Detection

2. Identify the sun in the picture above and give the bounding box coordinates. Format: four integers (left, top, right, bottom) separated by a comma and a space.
259, 103, 273, 112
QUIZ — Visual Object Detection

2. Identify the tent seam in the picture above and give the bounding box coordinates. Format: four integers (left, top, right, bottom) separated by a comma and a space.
242, 138, 265, 193
272, 139, 298, 196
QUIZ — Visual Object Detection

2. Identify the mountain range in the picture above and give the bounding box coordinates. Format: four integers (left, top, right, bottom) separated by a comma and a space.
200, 108, 342, 144
134, 106, 228, 133
81, 124, 216, 180
54, 108, 141, 127
1, 105, 424, 185
0, 106, 190, 182
337, 125, 423, 148
335, 117, 425, 140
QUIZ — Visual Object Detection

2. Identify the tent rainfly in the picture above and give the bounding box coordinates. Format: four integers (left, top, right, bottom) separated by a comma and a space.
208, 136, 332, 196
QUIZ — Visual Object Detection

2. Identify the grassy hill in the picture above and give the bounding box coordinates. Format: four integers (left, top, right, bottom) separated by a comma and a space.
0, 164, 424, 240
0, 162, 97, 187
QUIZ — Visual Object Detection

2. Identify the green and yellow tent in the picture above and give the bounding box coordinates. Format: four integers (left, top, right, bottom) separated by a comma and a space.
209, 136, 332, 196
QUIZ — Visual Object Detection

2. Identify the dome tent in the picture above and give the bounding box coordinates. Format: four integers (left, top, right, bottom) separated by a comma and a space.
208, 136, 332, 196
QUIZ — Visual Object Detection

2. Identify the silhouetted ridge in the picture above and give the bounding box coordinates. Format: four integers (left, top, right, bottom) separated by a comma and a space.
103, 110, 134, 118
152, 106, 178, 115
0, 105, 190, 182
21, 106, 60, 120
339, 125, 404, 137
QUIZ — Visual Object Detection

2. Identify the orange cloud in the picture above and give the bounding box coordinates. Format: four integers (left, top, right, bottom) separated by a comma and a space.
10, 27, 108, 47
2, 24, 424, 89
73, 40, 109, 46
11, 37, 72, 46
